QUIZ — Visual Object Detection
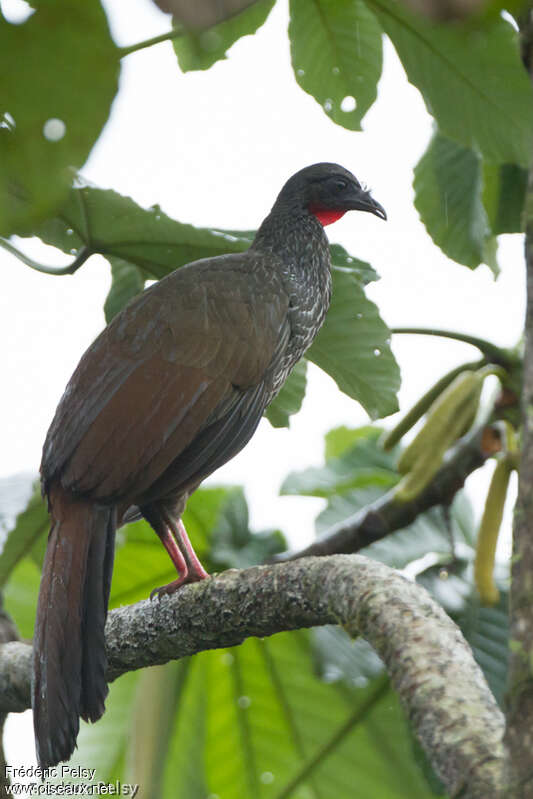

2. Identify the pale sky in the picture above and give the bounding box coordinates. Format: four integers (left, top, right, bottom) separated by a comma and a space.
1, 0, 525, 766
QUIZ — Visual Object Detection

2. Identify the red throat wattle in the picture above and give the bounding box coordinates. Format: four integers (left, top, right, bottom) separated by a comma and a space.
310, 208, 346, 226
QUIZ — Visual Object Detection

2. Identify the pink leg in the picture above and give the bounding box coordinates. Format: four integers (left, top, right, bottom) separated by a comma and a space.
175, 519, 209, 581
150, 514, 209, 600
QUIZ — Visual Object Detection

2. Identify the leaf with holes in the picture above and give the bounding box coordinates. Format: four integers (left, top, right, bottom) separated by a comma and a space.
289, 0, 383, 130
0, 1, 119, 235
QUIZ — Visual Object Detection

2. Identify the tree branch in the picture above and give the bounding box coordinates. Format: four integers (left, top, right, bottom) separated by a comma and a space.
0, 598, 20, 796
504, 9, 533, 793
0, 556, 503, 797
274, 424, 500, 562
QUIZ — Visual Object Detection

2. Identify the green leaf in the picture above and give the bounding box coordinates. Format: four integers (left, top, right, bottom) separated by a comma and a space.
0, 480, 47, 588
125, 662, 192, 794
158, 633, 434, 798
281, 426, 397, 497
30, 182, 379, 291
3, 557, 41, 639
173, 0, 275, 72
162, 658, 208, 799
483, 162, 527, 234
372, 2, 533, 165
289, 0, 383, 130
324, 424, 382, 459
306, 270, 400, 419
209, 487, 286, 570
265, 360, 308, 428
330, 243, 379, 284
104, 257, 146, 322
31, 186, 255, 280
413, 131, 498, 273
55, 670, 142, 781
314, 482, 472, 571
460, 595, 509, 707
0, 1, 119, 235
312, 626, 385, 686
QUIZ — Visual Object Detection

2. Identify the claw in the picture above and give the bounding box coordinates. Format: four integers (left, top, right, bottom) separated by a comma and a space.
149, 568, 209, 601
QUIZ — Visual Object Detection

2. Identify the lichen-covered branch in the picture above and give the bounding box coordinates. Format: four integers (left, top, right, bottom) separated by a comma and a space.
275, 425, 499, 562
0, 598, 20, 795
0, 556, 504, 797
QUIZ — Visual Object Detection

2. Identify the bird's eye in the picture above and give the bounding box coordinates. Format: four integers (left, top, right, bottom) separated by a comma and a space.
333, 178, 348, 191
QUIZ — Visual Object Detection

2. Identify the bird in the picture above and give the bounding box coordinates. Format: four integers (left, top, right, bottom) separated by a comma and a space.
32, 162, 386, 768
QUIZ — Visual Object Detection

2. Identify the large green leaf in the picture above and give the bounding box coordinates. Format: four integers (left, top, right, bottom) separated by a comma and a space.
162, 659, 208, 798
265, 360, 308, 428
312, 626, 385, 686
330, 243, 379, 284
3, 556, 41, 639
0, 479, 47, 588
306, 270, 400, 419
482, 162, 528, 235
0, 1, 119, 235
30, 184, 255, 280
104, 257, 145, 323
159, 633, 435, 798
372, 1, 533, 165
173, 0, 275, 72
125, 661, 192, 794
324, 423, 380, 459
312, 475, 475, 572
281, 426, 397, 497
208, 487, 286, 570
413, 131, 498, 273
289, 0, 383, 130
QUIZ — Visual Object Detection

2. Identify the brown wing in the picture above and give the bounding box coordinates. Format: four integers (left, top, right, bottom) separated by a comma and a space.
42, 253, 290, 504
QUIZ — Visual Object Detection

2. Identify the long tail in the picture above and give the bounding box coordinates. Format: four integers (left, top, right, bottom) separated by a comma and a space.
32, 484, 116, 768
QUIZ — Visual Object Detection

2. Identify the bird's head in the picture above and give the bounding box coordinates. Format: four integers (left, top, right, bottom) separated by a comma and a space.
277, 162, 386, 227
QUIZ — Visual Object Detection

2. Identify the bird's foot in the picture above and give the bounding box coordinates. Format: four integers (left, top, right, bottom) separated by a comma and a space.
150, 567, 209, 600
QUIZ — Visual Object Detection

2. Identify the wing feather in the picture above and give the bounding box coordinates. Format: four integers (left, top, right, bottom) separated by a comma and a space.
43, 253, 290, 504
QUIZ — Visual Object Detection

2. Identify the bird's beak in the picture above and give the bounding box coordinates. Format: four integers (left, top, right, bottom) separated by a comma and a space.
348, 187, 387, 221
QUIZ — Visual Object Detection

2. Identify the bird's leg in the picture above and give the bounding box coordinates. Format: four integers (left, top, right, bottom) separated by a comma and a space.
174, 519, 209, 581
149, 513, 209, 600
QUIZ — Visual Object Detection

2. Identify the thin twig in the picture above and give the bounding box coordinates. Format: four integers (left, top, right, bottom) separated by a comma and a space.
118, 27, 184, 59
0, 238, 91, 276
392, 327, 513, 365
